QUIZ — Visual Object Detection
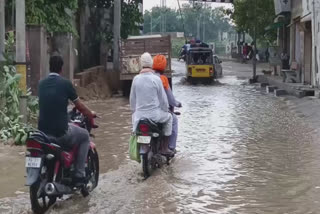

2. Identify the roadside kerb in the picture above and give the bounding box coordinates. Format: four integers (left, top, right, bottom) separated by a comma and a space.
257, 75, 319, 98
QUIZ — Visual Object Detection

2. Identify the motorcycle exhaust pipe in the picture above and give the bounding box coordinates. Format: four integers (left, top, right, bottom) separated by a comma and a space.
45, 182, 73, 196
44, 183, 56, 196
54, 182, 72, 195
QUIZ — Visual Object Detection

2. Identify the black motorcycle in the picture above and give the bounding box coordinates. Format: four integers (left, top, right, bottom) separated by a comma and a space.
136, 112, 180, 178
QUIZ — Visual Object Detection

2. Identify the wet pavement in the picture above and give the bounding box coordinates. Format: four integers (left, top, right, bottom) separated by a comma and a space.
2, 60, 320, 213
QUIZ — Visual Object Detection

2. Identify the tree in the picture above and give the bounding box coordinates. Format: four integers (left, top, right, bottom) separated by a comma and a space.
143, 4, 234, 42
86, 0, 142, 42
143, 7, 182, 34
121, 0, 143, 38
80, 0, 142, 68
5, 0, 78, 34
230, 0, 277, 43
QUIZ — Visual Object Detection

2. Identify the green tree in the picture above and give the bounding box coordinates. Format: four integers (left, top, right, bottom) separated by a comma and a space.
143, 4, 234, 42
230, 0, 276, 43
143, 7, 183, 34
5, 0, 78, 34
86, 0, 142, 42
121, 0, 143, 38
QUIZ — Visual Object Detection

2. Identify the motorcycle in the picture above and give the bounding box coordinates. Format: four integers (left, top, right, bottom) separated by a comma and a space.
136, 112, 180, 179
178, 48, 186, 62
178, 54, 186, 62
25, 108, 99, 214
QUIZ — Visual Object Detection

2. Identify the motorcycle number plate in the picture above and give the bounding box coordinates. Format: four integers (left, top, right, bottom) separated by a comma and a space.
25, 157, 41, 168
137, 136, 151, 144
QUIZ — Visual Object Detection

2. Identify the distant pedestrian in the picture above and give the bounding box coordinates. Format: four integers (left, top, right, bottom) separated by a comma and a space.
242, 43, 248, 63
265, 48, 269, 62
246, 43, 253, 59
186, 41, 191, 52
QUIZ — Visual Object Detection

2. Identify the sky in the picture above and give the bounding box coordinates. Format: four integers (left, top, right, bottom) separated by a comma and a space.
143, 0, 233, 12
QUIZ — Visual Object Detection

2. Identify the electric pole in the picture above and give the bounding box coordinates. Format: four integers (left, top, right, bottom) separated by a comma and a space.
150, 9, 153, 35
138, 2, 143, 35
203, 2, 206, 42
16, 0, 28, 122
113, 0, 121, 72
16, 0, 27, 92
197, 16, 201, 39
252, 0, 257, 81
161, 0, 167, 33
0, 0, 5, 61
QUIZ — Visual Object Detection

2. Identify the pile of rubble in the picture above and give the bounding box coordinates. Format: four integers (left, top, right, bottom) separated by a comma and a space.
74, 66, 113, 101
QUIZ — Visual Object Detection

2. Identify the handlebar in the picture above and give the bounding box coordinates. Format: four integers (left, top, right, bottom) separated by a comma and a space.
69, 107, 99, 132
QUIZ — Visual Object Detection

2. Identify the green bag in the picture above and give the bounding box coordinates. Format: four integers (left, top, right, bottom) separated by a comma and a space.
129, 135, 141, 163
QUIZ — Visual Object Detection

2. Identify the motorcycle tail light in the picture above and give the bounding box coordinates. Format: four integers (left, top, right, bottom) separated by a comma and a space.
139, 124, 149, 133
26, 140, 42, 150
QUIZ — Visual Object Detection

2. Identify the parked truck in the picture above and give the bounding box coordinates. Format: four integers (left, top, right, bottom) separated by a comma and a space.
120, 35, 172, 96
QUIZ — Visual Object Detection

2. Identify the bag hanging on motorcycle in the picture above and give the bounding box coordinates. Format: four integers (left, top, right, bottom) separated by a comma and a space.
129, 135, 141, 163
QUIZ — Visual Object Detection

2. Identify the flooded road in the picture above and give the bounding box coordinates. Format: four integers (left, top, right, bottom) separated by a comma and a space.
2, 60, 320, 213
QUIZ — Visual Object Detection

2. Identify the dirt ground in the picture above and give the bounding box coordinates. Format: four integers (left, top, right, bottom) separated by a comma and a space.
75, 72, 114, 101
0, 144, 27, 198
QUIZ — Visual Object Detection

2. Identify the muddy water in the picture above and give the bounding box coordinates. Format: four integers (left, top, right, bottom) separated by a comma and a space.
2, 61, 320, 213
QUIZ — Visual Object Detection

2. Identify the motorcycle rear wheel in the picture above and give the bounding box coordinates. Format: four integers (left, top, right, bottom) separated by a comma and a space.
30, 179, 56, 214
82, 149, 99, 197
142, 153, 152, 179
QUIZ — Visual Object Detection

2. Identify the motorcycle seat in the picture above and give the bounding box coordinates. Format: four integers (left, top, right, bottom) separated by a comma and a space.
29, 131, 63, 150
137, 119, 163, 133
47, 136, 73, 151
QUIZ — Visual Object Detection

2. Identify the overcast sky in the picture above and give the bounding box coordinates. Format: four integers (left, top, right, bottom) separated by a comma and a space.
143, 0, 233, 11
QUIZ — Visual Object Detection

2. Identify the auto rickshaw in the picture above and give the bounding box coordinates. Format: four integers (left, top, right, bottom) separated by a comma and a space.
186, 47, 214, 83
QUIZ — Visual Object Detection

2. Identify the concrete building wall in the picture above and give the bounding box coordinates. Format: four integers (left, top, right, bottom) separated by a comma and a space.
51, 33, 74, 81
289, 0, 302, 65
304, 26, 312, 84
288, 0, 305, 83
292, 0, 303, 18
312, 1, 320, 86
316, 6, 320, 86
26, 26, 49, 95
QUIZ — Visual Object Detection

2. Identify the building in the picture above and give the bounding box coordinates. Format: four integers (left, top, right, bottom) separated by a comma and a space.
307, 0, 320, 86
273, 0, 320, 87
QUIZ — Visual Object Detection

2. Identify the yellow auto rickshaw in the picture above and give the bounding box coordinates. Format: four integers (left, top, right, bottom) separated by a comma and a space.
186, 47, 214, 83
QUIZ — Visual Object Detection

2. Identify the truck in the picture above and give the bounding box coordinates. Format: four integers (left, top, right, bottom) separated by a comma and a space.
120, 35, 172, 96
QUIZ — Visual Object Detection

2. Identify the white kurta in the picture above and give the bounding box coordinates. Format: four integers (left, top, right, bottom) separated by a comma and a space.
130, 69, 172, 136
